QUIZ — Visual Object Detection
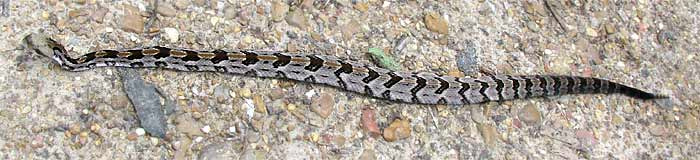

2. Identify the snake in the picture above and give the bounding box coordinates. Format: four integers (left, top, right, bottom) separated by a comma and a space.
23, 33, 667, 105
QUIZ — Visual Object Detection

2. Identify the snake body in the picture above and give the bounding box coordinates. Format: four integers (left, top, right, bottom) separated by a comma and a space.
23, 34, 666, 105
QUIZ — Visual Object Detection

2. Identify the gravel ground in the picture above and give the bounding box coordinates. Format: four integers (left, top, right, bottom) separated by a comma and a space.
1, 0, 698, 159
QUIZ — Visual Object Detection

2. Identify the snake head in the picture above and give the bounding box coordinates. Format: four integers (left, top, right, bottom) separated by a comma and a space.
23, 33, 69, 66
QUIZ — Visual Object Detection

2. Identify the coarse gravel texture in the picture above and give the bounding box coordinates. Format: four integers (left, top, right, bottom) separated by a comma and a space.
1, 0, 698, 159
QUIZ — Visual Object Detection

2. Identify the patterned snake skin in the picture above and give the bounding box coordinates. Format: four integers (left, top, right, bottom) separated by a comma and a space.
23, 33, 666, 105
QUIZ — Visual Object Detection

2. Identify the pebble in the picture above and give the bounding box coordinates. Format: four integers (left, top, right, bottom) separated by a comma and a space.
271, 1, 288, 22
162, 27, 180, 43
121, 14, 144, 33
285, 9, 308, 29
684, 115, 699, 131
311, 93, 334, 118
470, 107, 486, 124
201, 125, 211, 134
286, 103, 297, 111
198, 143, 242, 159
341, 19, 361, 40
649, 125, 667, 136
477, 124, 498, 146
157, 3, 177, 17
382, 119, 411, 142
585, 27, 598, 37
456, 41, 479, 74
354, 2, 369, 12
134, 128, 146, 136
361, 108, 381, 137
175, 114, 205, 137
574, 130, 597, 145
174, 0, 190, 9
238, 88, 252, 98
359, 149, 376, 160
424, 12, 448, 34
253, 94, 267, 114
213, 84, 231, 103
518, 104, 542, 126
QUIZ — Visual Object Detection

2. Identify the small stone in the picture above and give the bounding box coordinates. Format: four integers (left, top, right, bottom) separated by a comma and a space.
649, 125, 667, 136
684, 115, 699, 131
174, 0, 191, 9
69, 124, 81, 135
253, 94, 267, 114
91, 9, 108, 23
526, 21, 539, 32
382, 119, 411, 142
341, 19, 361, 40
73, 0, 86, 4
193, 0, 206, 6
424, 12, 448, 34
471, 107, 486, 124
585, 27, 598, 37
354, 2, 369, 12
604, 23, 616, 34
361, 108, 381, 137
201, 125, 211, 134
518, 104, 542, 126
611, 115, 624, 125
156, 3, 177, 17
447, 69, 465, 77
89, 123, 101, 133
311, 93, 334, 118
359, 149, 376, 160
135, 128, 146, 136
175, 114, 205, 137
213, 84, 231, 102
575, 130, 597, 145
121, 14, 144, 33
68, 9, 86, 18
238, 88, 252, 98
162, 27, 180, 43
285, 9, 308, 29
30, 136, 44, 148
271, 1, 289, 22
127, 132, 138, 141
286, 104, 297, 111
477, 124, 498, 146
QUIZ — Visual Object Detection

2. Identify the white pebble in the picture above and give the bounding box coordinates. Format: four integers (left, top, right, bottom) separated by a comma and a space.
194, 136, 204, 143
228, 126, 236, 134
305, 90, 316, 99
201, 125, 211, 134
244, 99, 255, 119
134, 128, 146, 136
162, 28, 180, 43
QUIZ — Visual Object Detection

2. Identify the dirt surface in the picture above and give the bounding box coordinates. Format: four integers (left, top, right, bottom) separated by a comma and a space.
1, 0, 698, 159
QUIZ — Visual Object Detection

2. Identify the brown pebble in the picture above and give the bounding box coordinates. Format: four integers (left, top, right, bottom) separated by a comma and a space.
157, 3, 177, 17
69, 124, 81, 135
518, 104, 542, 126
354, 2, 369, 12
361, 108, 381, 137
121, 14, 145, 33
477, 124, 498, 146
285, 9, 308, 29
126, 132, 139, 141
174, 0, 191, 9
311, 93, 335, 118
270, 1, 289, 22
382, 119, 411, 142
424, 12, 448, 34
253, 94, 267, 114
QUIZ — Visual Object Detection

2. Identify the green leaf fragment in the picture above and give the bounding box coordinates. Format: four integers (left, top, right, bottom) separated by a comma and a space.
367, 47, 400, 71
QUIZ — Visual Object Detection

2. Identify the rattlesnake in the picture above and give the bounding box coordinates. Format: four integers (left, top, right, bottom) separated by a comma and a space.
23, 33, 666, 105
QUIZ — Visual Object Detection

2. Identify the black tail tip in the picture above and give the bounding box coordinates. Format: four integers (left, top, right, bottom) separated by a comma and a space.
619, 85, 668, 100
